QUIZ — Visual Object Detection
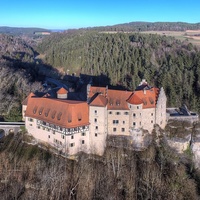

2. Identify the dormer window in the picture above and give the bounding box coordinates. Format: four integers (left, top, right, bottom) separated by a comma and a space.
51, 111, 56, 119
68, 114, 72, 123
39, 107, 44, 115
33, 106, 38, 114
116, 100, 120, 106
57, 112, 62, 120
77, 113, 82, 122
45, 108, 50, 117
149, 97, 154, 104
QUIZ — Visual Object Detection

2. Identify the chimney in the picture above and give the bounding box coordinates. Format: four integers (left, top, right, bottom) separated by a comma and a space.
87, 84, 91, 100
143, 89, 146, 95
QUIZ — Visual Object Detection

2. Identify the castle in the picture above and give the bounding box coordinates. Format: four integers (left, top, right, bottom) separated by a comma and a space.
22, 80, 167, 156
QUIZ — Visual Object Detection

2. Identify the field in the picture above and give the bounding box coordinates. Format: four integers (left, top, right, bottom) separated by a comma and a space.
141, 30, 200, 47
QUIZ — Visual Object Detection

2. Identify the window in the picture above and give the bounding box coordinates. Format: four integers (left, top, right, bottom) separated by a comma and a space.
61, 135, 65, 139
124, 112, 129, 115
133, 122, 136, 126
151, 120, 153, 123
113, 120, 119, 124
109, 111, 112, 114
133, 113, 136, 117
95, 126, 98, 130
113, 128, 117, 132
81, 132, 86, 136
82, 140, 85, 144
95, 110, 97, 114
116, 112, 121, 115
53, 130, 55, 134
29, 124, 32, 126
70, 143, 74, 147
71, 135, 74, 139
95, 133, 98, 137
37, 126, 40, 129
137, 106, 139, 109
94, 118, 97, 123
43, 127, 45, 130
48, 135, 50, 138
151, 113, 153, 116
121, 128, 125, 132
28, 118, 33, 122
123, 121, 125, 124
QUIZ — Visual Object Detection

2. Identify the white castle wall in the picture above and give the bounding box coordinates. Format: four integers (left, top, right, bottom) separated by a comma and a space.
89, 106, 107, 155
25, 117, 90, 155
107, 109, 130, 136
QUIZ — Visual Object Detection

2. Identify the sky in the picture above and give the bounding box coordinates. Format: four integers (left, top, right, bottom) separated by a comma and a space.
0, 0, 200, 30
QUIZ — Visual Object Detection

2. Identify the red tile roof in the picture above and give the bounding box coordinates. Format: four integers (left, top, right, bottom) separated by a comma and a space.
25, 97, 89, 128
89, 86, 132, 110
107, 89, 132, 110
88, 86, 107, 98
22, 92, 35, 105
127, 88, 159, 109
90, 94, 108, 107
57, 87, 68, 94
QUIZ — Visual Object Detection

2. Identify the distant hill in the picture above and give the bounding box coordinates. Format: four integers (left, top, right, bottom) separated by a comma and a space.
85, 22, 200, 32
0, 26, 51, 36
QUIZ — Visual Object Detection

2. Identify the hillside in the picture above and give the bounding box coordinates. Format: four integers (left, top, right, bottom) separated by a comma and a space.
0, 26, 50, 37
0, 34, 61, 121
37, 31, 200, 112
0, 131, 199, 200
88, 22, 200, 32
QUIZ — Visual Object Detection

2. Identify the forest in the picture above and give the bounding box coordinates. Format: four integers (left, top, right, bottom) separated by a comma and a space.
89, 21, 200, 32
38, 30, 200, 112
0, 129, 200, 200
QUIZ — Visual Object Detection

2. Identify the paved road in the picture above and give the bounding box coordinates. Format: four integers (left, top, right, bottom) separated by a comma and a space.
0, 122, 25, 126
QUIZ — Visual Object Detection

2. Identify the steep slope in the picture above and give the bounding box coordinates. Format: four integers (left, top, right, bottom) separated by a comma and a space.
0, 34, 44, 121
0, 132, 199, 200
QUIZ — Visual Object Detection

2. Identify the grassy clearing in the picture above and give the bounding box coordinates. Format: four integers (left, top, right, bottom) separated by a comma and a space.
141, 30, 200, 47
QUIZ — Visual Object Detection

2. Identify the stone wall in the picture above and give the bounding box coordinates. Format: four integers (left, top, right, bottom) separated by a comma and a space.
156, 87, 167, 129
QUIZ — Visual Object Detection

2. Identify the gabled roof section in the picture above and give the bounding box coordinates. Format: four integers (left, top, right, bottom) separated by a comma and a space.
127, 93, 143, 105
127, 87, 159, 109
22, 92, 35, 105
88, 86, 107, 98
25, 97, 89, 128
90, 94, 108, 107
107, 90, 132, 110
57, 87, 68, 94
43, 93, 51, 98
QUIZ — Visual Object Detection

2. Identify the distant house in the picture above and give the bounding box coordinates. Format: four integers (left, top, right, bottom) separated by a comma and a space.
34, 31, 51, 36
23, 80, 167, 156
